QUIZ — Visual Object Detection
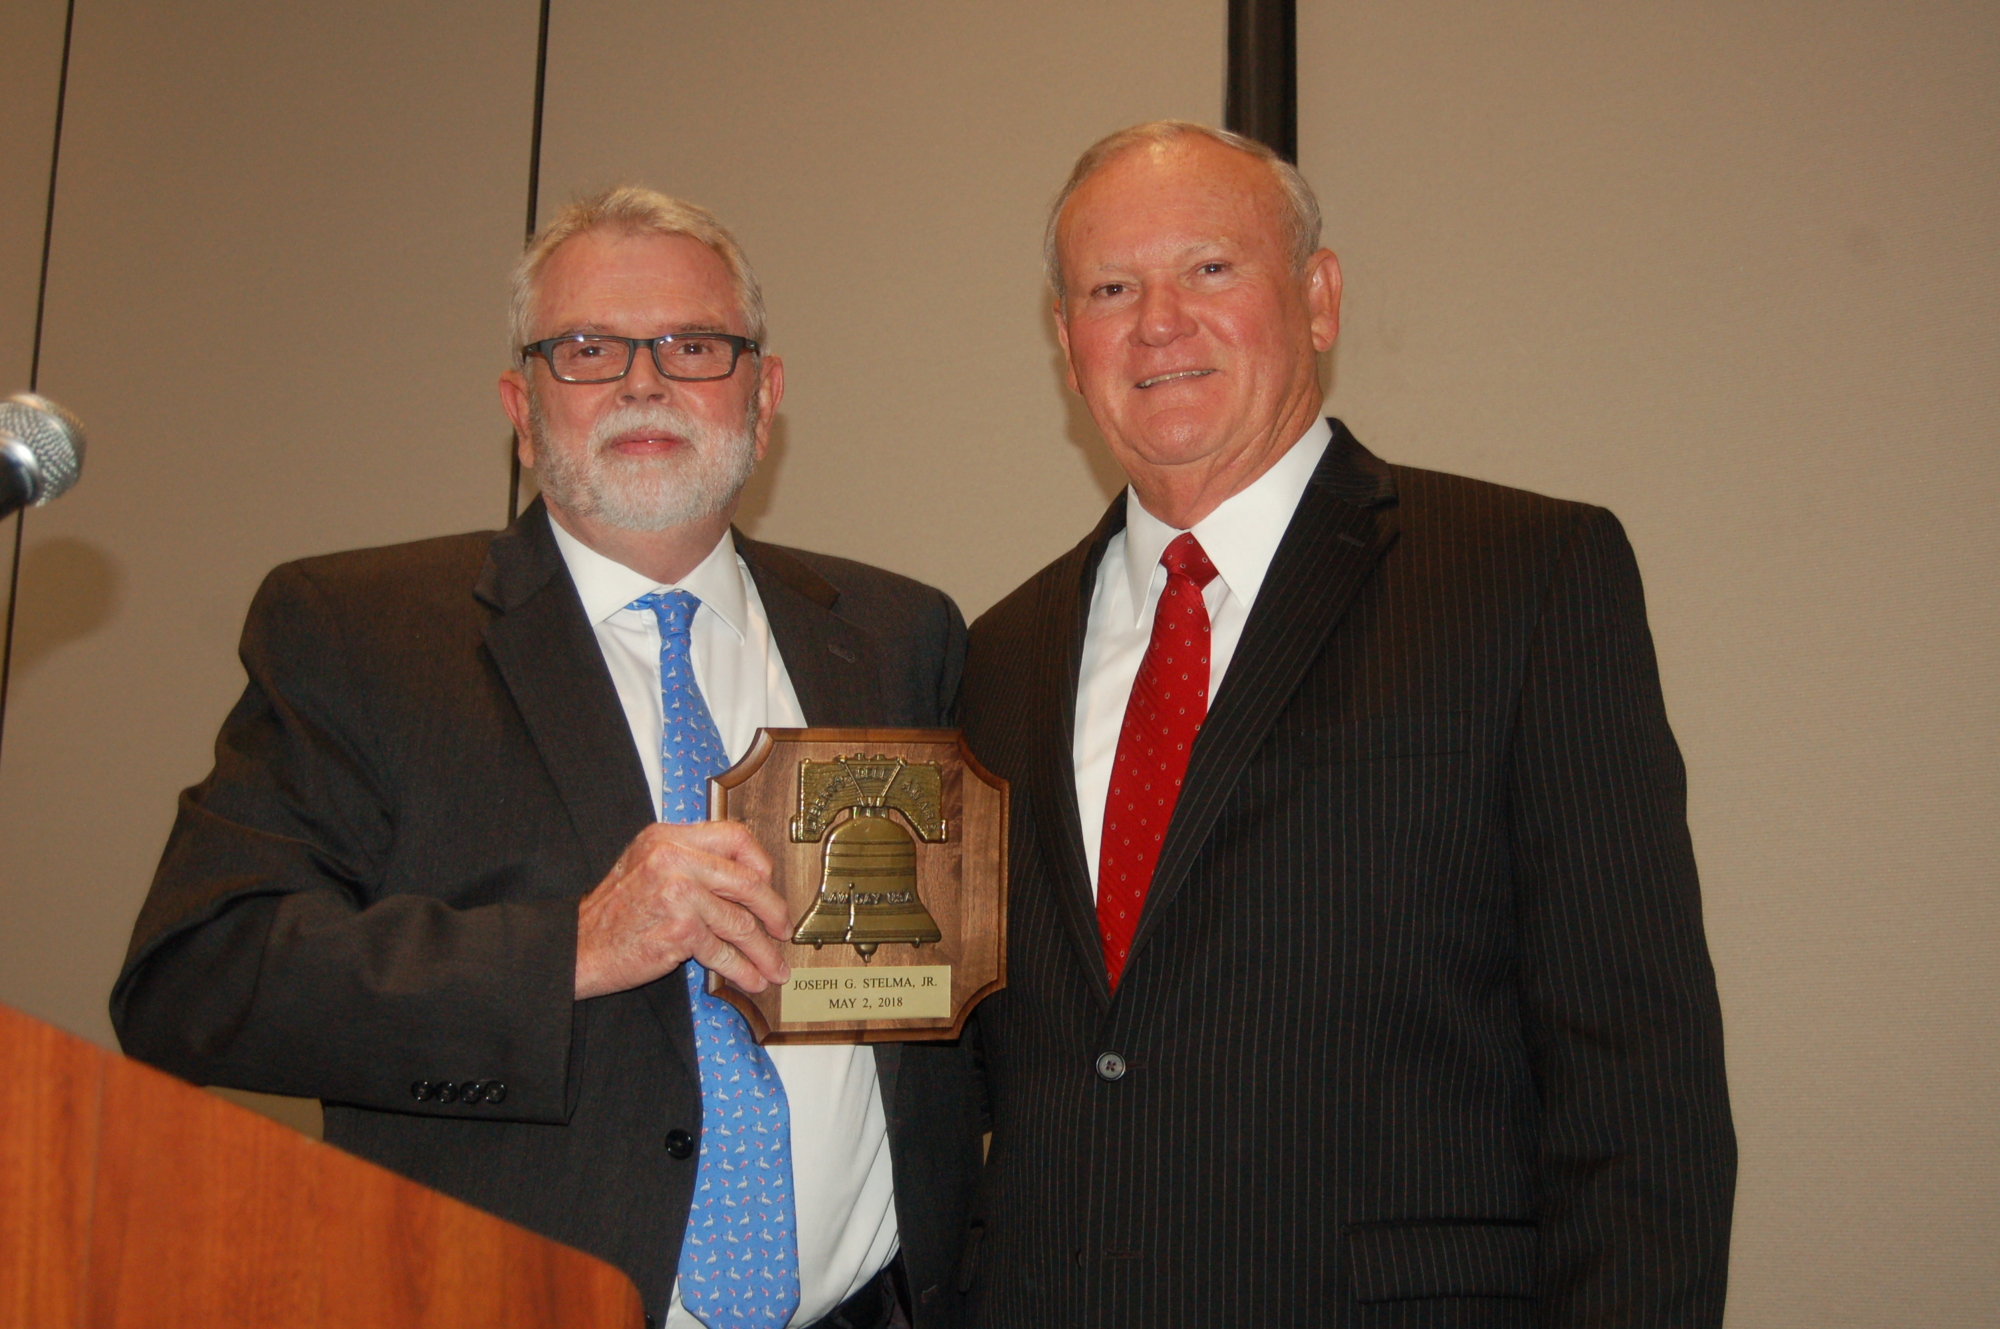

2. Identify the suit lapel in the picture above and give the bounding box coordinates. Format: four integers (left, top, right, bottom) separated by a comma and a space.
1035, 502, 1128, 1011
476, 501, 658, 882
1125, 424, 1400, 971
476, 501, 697, 1078
736, 532, 885, 725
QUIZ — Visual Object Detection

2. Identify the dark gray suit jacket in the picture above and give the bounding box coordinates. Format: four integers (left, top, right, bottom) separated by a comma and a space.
113, 501, 983, 1326
955, 424, 1734, 1327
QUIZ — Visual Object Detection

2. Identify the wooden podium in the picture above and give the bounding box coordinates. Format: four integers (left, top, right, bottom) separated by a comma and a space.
0, 1002, 642, 1328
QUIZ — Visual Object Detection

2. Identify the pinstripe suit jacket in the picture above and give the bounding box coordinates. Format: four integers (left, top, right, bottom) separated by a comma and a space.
955, 423, 1734, 1327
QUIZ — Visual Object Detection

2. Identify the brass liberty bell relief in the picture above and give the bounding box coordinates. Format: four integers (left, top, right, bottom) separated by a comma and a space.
790, 755, 947, 961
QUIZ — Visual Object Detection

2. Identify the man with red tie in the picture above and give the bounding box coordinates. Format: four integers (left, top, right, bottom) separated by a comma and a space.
954, 122, 1735, 1327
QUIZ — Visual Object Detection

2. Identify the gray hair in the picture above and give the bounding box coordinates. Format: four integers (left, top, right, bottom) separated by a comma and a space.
1043, 121, 1324, 300
510, 185, 767, 366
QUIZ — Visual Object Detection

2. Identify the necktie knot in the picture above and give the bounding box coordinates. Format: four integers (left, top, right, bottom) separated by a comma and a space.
1162, 532, 1218, 590
630, 587, 701, 638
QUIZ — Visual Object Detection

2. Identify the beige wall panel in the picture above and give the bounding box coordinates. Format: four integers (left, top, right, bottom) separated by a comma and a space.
0, 0, 541, 1098
0, 0, 67, 873
535, 0, 1225, 618
1299, 2, 1997, 1324
0, 0, 68, 387
0, 2, 68, 390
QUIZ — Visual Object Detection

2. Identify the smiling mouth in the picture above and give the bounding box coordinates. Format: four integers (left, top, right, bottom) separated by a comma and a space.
1136, 369, 1216, 389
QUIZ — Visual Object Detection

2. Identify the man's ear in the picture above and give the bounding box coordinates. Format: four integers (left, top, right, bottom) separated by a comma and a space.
499, 369, 536, 466
1306, 249, 1342, 352
752, 354, 785, 462
1054, 302, 1081, 394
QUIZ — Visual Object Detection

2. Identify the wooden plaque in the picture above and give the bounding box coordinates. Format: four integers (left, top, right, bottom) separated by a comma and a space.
707, 727, 1007, 1043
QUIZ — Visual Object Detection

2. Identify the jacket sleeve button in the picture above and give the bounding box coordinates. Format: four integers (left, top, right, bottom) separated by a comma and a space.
436, 1081, 460, 1103
1094, 1052, 1127, 1082
410, 1081, 434, 1101
484, 1081, 507, 1104
461, 1081, 487, 1105
664, 1129, 696, 1159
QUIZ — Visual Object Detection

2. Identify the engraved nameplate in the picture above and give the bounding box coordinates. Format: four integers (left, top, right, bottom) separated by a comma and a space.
780, 965, 954, 1023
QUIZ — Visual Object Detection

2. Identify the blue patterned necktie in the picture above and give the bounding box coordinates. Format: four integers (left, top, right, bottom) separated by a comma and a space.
629, 589, 800, 1329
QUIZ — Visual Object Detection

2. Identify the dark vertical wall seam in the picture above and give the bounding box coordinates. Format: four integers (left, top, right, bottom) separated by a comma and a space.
1, 0, 81, 770
508, 0, 553, 526
1225, 0, 1297, 163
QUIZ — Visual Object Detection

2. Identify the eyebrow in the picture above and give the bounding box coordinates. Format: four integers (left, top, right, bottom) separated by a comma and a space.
550, 321, 735, 337
1076, 239, 1246, 279
1171, 240, 1244, 265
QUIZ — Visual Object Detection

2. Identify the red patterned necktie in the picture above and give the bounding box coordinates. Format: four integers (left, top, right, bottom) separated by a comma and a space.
1097, 532, 1219, 990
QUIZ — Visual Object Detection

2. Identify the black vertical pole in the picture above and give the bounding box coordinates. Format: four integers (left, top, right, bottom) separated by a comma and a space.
0, 0, 79, 771
508, 0, 553, 526
1225, 0, 1297, 163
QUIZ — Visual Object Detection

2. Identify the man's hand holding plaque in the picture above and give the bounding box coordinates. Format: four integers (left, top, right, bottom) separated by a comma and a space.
704, 727, 1007, 1042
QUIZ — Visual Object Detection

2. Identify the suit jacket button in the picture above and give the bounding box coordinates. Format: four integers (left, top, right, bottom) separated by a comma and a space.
436, 1081, 460, 1103
410, 1081, 434, 1101
484, 1081, 507, 1104
665, 1129, 696, 1159
1094, 1052, 1127, 1082
461, 1081, 486, 1105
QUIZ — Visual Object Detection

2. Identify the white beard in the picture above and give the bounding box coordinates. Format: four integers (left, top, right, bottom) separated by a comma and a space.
527, 392, 758, 532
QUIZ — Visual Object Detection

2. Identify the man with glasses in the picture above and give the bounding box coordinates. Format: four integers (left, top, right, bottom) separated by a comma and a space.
114, 187, 981, 1329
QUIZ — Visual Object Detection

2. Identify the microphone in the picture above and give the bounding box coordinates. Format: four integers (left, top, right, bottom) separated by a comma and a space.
0, 393, 87, 520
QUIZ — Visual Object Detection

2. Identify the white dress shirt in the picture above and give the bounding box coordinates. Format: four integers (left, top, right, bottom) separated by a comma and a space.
1073, 417, 1332, 897
549, 519, 900, 1329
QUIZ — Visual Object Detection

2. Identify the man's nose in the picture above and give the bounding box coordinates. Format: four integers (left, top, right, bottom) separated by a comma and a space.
620, 343, 678, 401
1134, 283, 1195, 345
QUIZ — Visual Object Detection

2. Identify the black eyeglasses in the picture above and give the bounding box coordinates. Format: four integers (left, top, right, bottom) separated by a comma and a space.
522, 333, 760, 384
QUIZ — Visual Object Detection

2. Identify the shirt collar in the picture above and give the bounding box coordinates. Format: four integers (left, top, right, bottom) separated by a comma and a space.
1120, 416, 1332, 623
547, 518, 749, 643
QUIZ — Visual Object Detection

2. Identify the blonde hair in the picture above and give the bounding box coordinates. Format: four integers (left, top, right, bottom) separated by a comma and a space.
1044, 121, 1324, 300
509, 185, 767, 365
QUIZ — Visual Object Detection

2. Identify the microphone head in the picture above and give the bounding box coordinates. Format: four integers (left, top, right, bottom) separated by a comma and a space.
0, 392, 86, 505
